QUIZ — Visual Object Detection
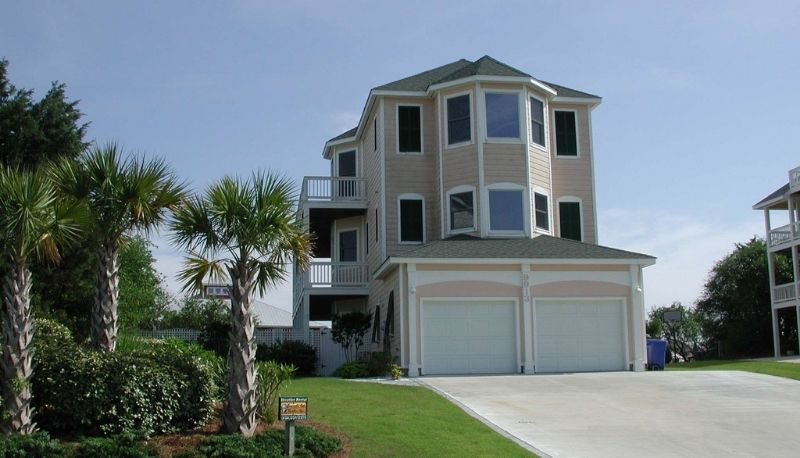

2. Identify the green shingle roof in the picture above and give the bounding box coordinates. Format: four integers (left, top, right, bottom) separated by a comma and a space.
393, 235, 654, 261
373, 55, 600, 99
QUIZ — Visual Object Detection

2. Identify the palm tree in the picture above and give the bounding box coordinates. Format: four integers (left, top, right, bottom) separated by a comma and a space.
170, 172, 311, 436
0, 166, 84, 433
52, 143, 185, 352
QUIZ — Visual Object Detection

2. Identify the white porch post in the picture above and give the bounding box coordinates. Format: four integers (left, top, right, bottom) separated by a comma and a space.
522, 265, 534, 374
407, 264, 419, 377
765, 209, 779, 357
630, 265, 645, 371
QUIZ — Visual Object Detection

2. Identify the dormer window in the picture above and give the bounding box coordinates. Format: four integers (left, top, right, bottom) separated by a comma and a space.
530, 97, 545, 147
487, 185, 526, 234
559, 198, 583, 241
485, 92, 520, 139
447, 186, 476, 233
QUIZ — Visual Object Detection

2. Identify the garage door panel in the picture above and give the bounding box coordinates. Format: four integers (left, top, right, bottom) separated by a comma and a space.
536, 299, 625, 373
423, 300, 516, 375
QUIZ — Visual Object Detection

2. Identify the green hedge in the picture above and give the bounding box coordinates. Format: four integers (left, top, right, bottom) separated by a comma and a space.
257, 340, 318, 376
0, 432, 66, 458
176, 426, 340, 458
31, 320, 218, 436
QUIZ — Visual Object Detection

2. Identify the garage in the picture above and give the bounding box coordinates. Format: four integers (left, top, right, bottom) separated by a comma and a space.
422, 300, 517, 375
535, 299, 626, 373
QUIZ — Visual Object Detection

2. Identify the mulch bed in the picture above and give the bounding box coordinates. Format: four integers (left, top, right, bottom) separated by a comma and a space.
148, 404, 351, 457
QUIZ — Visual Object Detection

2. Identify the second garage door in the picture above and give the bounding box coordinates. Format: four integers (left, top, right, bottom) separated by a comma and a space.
535, 299, 626, 373
422, 300, 517, 375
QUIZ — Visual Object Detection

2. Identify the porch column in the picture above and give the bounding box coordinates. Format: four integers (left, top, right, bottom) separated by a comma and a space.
522, 265, 534, 374
630, 265, 645, 371
407, 264, 419, 377
765, 209, 778, 358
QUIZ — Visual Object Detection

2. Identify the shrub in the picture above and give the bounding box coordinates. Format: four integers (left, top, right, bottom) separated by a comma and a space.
32, 346, 184, 436
198, 321, 229, 357
74, 433, 157, 458
187, 426, 339, 458
256, 361, 295, 424
257, 340, 317, 376
0, 432, 66, 458
33, 318, 75, 352
332, 361, 369, 379
390, 364, 403, 380
366, 351, 393, 376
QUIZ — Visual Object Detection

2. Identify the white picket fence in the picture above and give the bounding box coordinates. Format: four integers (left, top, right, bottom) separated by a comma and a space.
140, 327, 347, 375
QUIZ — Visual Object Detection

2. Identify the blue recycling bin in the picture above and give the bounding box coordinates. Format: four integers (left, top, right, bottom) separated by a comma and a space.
646, 339, 667, 370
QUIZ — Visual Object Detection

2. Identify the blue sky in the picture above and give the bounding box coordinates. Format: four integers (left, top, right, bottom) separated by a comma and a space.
3, 1, 799, 314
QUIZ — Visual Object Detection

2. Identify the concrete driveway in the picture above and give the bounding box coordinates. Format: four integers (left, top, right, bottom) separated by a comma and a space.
421, 371, 800, 458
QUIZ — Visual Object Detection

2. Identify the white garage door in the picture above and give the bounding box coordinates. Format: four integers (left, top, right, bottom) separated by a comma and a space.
535, 299, 626, 373
422, 300, 517, 375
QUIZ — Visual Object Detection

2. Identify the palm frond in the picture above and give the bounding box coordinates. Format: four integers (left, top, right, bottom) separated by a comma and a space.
176, 254, 226, 294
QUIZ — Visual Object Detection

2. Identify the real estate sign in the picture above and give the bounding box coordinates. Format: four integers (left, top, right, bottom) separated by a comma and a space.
279, 397, 308, 421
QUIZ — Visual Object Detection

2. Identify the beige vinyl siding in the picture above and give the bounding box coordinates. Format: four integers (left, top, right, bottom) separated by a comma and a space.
383, 97, 439, 256
483, 143, 527, 186
366, 267, 400, 358
550, 103, 597, 244
362, 107, 384, 274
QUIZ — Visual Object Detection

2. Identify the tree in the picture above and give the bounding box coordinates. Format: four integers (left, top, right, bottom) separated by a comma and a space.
161, 296, 228, 329
170, 172, 312, 436
696, 237, 792, 357
51, 143, 186, 352
647, 303, 705, 361
0, 166, 83, 433
0, 58, 88, 168
331, 312, 372, 362
0, 58, 92, 337
117, 235, 172, 331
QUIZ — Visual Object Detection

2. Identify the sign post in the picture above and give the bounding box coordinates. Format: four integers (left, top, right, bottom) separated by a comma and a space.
279, 397, 308, 457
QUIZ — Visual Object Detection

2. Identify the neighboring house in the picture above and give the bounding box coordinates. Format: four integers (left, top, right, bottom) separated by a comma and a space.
202, 282, 232, 300
754, 166, 800, 356
292, 56, 655, 376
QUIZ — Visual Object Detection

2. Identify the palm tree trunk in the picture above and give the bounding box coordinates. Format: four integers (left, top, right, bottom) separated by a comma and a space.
223, 263, 258, 436
1, 257, 35, 433
92, 243, 119, 352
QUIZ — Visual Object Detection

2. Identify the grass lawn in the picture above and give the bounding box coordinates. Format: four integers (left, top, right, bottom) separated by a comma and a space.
666, 359, 800, 381
280, 378, 534, 457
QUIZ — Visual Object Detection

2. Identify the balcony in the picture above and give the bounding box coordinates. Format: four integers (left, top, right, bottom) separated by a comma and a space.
773, 282, 797, 304
768, 222, 800, 248
293, 261, 369, 313
300, 176, 367, 208
790, 166, 800, 193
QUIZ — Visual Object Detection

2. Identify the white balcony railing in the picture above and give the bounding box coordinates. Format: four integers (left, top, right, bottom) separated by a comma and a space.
301, 176, 367, 203
306, 262, 369, 288
768, 223, 800, 247
790, 166, 800, 192
774, 283, 797, 303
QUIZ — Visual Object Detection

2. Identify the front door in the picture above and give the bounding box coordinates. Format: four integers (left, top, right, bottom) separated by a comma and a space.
337, 150, 356, 199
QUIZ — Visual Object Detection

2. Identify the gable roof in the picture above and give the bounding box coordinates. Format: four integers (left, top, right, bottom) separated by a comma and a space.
753, 183, 790, 209
327, 126, 357, 143
392, 234, 654, 262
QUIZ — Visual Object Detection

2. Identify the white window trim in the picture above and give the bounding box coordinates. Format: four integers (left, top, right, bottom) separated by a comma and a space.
528, 93, 549, 152
557, 196, 584, 242
396, 104, 424, 155
532, 186, 552, 235
335, 227, 361, 262
554, 109, 580, 158
444, 91, 475, 149
335, 147, 359, 177
397, 193, 426, 245
485, 183, 529, 237
481, 89, 524, 144
446, 185, 477, 234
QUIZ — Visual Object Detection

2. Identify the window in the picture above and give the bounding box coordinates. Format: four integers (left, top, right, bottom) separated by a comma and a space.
365, 222, 369, 254
375, 208, 379, 242
530, 97, 545, 147
485, 92, 519, 139
555, 111, 578, 156
559, 201, 582, 241
534, 192, 549, 231
374, 118, 377, 152
397, 106, 422, 153
447, 94, 471, 145
448, 190, 474, 231
371, 305, 381, 343
488, 189, 524, 232
399, 195, 424, 243
338, 230, 358, 261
